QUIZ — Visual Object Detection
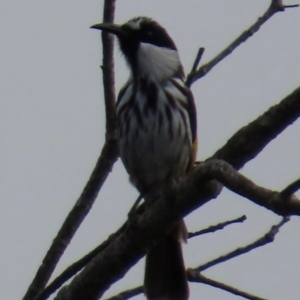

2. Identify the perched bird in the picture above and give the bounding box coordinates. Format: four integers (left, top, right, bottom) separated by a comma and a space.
91, 17, 197, 300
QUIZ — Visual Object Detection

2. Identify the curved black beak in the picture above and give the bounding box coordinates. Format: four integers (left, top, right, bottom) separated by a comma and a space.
90, 23, 124, 37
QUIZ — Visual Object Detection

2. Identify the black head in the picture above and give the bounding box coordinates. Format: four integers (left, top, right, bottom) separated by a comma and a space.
91, 17, 177, 66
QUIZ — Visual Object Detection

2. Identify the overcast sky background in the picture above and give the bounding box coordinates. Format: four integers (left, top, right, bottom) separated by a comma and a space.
1, 1, 300, 299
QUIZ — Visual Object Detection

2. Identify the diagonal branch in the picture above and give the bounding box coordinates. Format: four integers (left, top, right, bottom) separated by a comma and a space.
104, 286, 144, 300
188, 215, 246, 238
212, 86, 300, 169
34, 224, 127, 300
101, 1, 117, 136
99, 217, 288, 300
188, 272, 267, 300
37, 215, 245, 300
53, 84, 300, 300
53, 159, 300, 300
195, 217, 290, 272
280, 178, 300, 198
22, 2, 117, 300
24, 1, 300, 300
44, 214, 246, 300
186, 0, 298, 86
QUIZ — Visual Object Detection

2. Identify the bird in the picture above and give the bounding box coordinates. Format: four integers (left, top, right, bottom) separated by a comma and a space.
91, 17, 197, 300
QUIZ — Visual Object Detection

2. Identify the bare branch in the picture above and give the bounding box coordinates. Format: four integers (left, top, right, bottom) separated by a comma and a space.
53, 84, 300, 300
101, 0, 117, 136
23, 1, 300, 300
53, 157, 298, 300
34, 224, 127, 300
22, 2, 117, 300
36, 215, 245, 300
188, 215, 246, 238
280, 178, 300, 198
187, 1, 299, 86
194, 160, 300, 216
188, 271, 267, 300
212, 86, 300, 169
186, 47, 204, 87
270, 0, 299, 10
69, 216, 286, 300
104, 286, 143, 300
196, 217, 290, 272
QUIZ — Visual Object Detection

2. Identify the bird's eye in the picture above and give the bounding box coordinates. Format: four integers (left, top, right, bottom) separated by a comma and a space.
146, 31, 153, 37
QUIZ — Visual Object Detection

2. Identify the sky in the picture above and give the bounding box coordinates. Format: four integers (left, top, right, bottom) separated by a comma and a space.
1, 1, 300, 300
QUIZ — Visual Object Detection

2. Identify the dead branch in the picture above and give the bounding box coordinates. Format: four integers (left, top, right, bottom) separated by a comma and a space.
22, 2, 117, 300
212, 86, 300, 169
97, 217, 288, 300
53, 157, 299, 300
195, 217, 290, 272
188, 271, 267, 300
27, 1, 300, 299
104, 286, 143, 300
280, 178, 300, 198
186, 0, 299, 86
188, 215, 246, 238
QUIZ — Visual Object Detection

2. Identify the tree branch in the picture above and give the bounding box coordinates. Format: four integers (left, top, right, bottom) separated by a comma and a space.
188, 215, 246, 238
104, 286, 143, 300
53, 156, 299, 300
280, 178, 300, 198
195, 217, 289, 272
22, 2, 117, 300
35, 215, 245, 300
188, 272, 267, 300
34, 224, 127, 300
212, 86, 300, 169
53, 82, 300, 300
186, 0, 299, 86
192, 160, 300, 216
98, 217, 288, 300
32, 2, 300, 299
101, 1, 117, 136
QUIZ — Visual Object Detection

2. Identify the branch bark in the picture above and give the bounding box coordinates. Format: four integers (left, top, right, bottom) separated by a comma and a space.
212, 86, 300, 169
54, 155, 300, 299
29, 1, 300, 299
42, 81, 300, 300
186, 1, 299, 86
22, 2, 117, 300
188, 272, 267, 300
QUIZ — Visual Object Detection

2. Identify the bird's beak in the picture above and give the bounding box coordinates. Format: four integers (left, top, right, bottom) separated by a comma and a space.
90, 23, 124, 37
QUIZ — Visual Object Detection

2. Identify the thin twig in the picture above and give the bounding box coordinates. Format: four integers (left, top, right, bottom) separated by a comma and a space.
34, 223, 126, 300
195, 217, 290, 272
188, 271, 267, 300
101, 0, 117, 136
186, 47, 204, 87
22, 2, 117, 300
270, 0, 299, 10
187, 1, 299, 86
188, 215, 246, 238
35, 214, 245, 300
35, 2, 300, 299
280, 178, 300, 198
53, 83, 300, 299
212, 86, 300, 170
89, 216, 286, 300
104, 286, 143, 300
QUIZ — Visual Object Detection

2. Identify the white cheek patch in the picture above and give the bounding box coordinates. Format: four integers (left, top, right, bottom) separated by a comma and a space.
137, 43, 181, 81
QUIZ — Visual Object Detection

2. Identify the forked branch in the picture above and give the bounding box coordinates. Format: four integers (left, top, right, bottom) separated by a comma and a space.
22, 1, 117, 300
186, 0, 299, 86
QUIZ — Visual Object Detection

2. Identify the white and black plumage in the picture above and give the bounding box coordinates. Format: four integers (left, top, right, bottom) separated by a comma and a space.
92, 17, 197, 300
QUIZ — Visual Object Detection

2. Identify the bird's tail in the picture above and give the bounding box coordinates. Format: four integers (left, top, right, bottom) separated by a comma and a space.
144, 220, 189, 300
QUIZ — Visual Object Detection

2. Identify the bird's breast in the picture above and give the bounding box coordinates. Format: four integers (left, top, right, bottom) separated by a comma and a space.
117, 79, 193, 191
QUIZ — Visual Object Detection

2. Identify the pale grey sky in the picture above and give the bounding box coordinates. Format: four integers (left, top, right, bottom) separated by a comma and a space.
1, 1, 300, 299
